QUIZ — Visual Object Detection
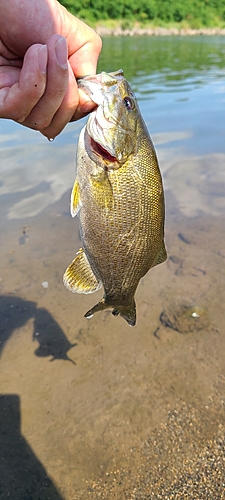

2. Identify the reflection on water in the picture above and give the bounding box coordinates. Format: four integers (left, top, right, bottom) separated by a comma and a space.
0, 37, 224, 221
0, 36, 225, 498
164, 152, 225, 217
99, 35, 225, 87
0, 122, 82, 220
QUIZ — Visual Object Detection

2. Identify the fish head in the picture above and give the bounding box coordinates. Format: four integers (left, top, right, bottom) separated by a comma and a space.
77, 70, 143, 167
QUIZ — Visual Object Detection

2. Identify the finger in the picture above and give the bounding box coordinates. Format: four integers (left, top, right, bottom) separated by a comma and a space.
0, 56, 22, 68
40, 61, 78, 138
41, 23, 101, 136
22, 34, 69, 132
70, 88, 97, 122
0, 66, 20, 88
68, 33, 102, 78
0, 39, 19, 60
59, 9, 102, 77
41, 62, 97, 138
0, 44, 47, 121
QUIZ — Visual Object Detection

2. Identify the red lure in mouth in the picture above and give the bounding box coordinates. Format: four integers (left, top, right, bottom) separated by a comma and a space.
90, 138, 117, 162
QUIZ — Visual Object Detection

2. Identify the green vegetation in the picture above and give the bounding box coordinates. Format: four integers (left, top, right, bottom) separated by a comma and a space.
59, 0, 225, 28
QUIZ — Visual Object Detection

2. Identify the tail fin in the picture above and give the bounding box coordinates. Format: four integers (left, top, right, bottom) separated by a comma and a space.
84, 298, 136, 327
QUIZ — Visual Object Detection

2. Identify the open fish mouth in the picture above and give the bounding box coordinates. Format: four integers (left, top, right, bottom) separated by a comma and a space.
90, 137, 117, 163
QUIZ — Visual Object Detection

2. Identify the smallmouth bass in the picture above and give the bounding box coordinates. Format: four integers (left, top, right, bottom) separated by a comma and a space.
63, 69, 167, 326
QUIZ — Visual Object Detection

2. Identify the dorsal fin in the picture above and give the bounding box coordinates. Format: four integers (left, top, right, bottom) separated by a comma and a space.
63, 248, 101, 294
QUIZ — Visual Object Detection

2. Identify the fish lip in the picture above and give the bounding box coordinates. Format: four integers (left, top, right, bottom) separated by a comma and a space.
77, 80, 106, 107
77, 70, 125, 107
77, 70, 124, 88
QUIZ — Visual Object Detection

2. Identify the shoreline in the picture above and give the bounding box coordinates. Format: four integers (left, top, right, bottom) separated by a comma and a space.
95, 26, 225, 36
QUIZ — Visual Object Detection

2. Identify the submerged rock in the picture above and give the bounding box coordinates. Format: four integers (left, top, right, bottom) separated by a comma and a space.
160, 303, 210, 333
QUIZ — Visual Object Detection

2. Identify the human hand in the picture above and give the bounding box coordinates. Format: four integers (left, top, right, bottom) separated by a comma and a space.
0, 0, 102, 138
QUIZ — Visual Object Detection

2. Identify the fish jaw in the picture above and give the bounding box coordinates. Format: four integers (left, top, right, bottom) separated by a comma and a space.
77, 70, 142, 165
85, 112, 125, 167
83, 128, 120, 170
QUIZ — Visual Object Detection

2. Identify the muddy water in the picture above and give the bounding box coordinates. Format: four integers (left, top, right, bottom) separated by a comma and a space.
0, 37, 225, 499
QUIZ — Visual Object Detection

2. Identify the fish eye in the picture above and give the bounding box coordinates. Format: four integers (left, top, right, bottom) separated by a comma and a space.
123, 96, 135, 111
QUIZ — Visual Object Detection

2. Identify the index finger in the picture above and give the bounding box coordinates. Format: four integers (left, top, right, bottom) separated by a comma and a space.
0, 44, 47, 122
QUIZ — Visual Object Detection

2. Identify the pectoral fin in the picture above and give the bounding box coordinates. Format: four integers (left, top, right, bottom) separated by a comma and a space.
70, 178, 82, 217
90, 171, 113, 210
63, 248, 101, 294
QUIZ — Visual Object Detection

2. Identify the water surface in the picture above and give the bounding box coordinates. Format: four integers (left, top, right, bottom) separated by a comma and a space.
0, 36, 225, 499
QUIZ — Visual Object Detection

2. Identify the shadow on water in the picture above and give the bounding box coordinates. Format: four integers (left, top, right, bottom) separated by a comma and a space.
0, 295, 76, 364
0, 394, 64, 500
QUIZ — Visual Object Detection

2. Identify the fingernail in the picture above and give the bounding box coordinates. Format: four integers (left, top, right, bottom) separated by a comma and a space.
38, 45, 48, 73
55, 38, 68, 69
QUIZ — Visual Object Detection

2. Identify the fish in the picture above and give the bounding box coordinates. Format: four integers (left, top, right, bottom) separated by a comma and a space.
63, 69, 167, 326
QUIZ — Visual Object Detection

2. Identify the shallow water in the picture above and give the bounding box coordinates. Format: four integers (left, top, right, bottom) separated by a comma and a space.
0, 36, 225, 499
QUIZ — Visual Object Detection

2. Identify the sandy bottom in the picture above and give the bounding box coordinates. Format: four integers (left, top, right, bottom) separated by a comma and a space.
0, 183, 225, 499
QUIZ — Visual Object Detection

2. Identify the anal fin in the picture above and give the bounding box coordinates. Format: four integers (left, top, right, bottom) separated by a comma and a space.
63, 248, 101, 294
152, 240, 167, 268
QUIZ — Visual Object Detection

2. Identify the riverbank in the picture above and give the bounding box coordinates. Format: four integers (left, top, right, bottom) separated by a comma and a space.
96, 25, 225, 36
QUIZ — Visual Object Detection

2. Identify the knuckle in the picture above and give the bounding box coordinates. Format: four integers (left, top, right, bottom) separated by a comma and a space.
7, 107, 28, 123
32, 116, 52, 131
5, 86, 45, 123
17, 114, 28, 124
89, 32, 102, 55
15, 113, 52, 132
94, 33, 103, 53
39, 118, 52, 130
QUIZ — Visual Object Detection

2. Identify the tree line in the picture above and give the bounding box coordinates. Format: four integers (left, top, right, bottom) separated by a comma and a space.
59, 0, 225, 27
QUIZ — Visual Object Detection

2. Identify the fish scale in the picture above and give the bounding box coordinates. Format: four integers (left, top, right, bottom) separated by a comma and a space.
63, 70, 167, 326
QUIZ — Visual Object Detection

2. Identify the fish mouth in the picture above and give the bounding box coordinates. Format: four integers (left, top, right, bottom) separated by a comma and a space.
90, 137, 117, 163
